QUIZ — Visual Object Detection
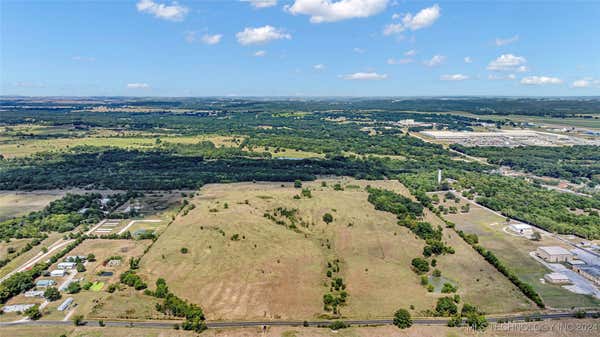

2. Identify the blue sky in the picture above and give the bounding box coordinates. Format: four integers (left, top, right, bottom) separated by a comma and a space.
1, 0, 599, 96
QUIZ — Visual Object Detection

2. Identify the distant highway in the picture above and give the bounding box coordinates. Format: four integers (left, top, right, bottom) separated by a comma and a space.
0, 311, 596, 329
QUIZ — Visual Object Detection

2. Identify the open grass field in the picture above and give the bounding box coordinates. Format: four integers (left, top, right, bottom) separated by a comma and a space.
139, 179, 534, 322
0, 133, 240, 158
0, 131, 327, 160
3, 319, 600, 337
0, 191, 65, 221
432, 192, 600, 309
252, 146, 325, 159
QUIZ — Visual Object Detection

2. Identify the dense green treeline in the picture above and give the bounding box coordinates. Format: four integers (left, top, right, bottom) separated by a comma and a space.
0, 144, 485, 191
366, 187, 424, 219
457, 173, 600, 239
451, 144, 600, 183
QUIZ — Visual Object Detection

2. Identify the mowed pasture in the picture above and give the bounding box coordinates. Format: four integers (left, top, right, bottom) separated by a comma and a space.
140, 179, 534, 321
0, 133, 240, 158
433, 192, 600, 308
0, 191, 65, 221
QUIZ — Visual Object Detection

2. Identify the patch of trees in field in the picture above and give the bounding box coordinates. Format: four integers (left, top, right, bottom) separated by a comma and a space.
451, 144, 600, 184
367, 187, 455, 257
148, 278, 207, 332
323, 259, 348, 315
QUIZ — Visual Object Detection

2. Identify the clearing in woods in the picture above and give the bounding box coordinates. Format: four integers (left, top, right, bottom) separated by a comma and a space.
0, 191, 65, 221
139, 178, 534, 321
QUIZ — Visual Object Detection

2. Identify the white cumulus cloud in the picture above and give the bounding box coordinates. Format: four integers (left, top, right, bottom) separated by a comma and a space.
236, 25, 291, 45
495, 34, 519, 46
254, 50, 267, 57
487, 54, 527, 72
383, 23, 404, 35
313, 64, 326, 70
384, 4, 441, 35
201, 34, 223, 45
404, 49, 416, 57
520, 76, 563, 85
423, 55, 445, 67
127, 83, 150, 89
441, 74, 469, 81
286, 0, 389, 23
136, 0, 188, 21
402, 4, 441, 30
464, 56, 472, 63
241, 0, 277, 8
342, 72, 388, 80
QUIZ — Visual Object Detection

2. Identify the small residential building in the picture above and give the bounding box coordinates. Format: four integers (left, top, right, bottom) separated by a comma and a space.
50, 269, 66, 277
573, 265, 600, 286
509, 223, 534, 236
2, 304, 35, 313
57, 297, 74, 311
536, 246, 572, 262
24, 290, 45, 298
544, 272, 571, 284
36, 279, 55, 288
57, 262, 77, 270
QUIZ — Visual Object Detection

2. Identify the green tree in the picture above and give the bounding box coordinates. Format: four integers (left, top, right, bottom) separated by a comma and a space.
393, 309, 412, 329
322, 213, 334, 224
67, 281, 82, 294
24, 305, 42, 320
435, 297, 458, 316
294, 180, 302, 188
411, 258, 430, 274
43, 287, 61, 301
466, 313, 488, 331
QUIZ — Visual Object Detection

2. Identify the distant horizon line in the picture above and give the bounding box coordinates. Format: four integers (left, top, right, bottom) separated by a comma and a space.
2, 95, 600, 100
